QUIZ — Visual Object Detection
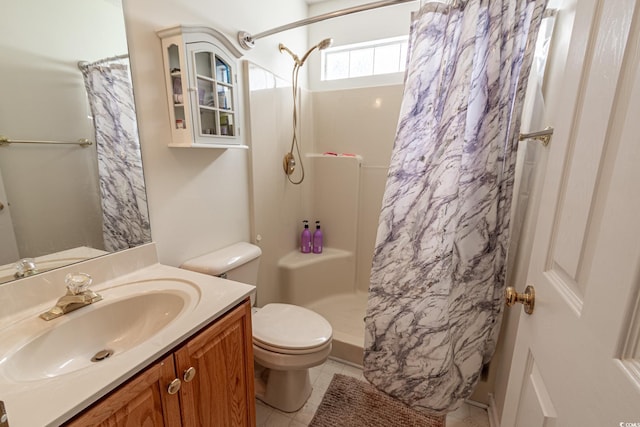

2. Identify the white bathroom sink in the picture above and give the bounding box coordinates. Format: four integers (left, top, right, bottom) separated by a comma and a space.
0, 279, 199, 382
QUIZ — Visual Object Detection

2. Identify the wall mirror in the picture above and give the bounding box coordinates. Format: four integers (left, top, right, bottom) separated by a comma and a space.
0, 0, 151, 284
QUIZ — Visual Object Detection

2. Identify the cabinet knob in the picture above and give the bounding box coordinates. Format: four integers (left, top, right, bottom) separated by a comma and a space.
183, 367, 197, 383
167, 378, 182, 395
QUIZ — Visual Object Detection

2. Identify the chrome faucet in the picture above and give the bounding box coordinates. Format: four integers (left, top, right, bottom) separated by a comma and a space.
40, 273, 102, 321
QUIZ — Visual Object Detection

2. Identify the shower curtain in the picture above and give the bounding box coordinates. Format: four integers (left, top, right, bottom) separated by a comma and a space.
81, 59, 151, 252
364, 0, 546, 414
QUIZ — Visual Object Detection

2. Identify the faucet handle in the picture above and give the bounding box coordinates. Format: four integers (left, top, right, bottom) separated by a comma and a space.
65, 272, 93, 294
14, 258, 38, 278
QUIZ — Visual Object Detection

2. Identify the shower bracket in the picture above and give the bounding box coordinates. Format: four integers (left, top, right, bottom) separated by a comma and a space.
283, 153, 296, 175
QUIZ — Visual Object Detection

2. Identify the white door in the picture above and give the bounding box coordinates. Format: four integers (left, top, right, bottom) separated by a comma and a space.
501, 0, 640, 425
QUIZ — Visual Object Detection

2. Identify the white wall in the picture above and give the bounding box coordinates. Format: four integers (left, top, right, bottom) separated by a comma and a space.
122, 0, 309, 267
244, 62, 315, 306
0, 0, 127, 261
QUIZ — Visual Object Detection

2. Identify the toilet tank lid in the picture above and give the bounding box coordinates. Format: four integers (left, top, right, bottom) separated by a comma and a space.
180, 242, 262, 276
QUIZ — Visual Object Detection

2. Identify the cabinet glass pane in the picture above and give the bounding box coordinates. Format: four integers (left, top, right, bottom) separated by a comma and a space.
174, 106, 185, 129
216, 56, 231, 84
171, 75, 184, 104
217, 85, 233, 110
194, 52, 213, 78
197, 78, 215, 107
200, 110, 217, 136
219, 112, 234, 136
168, 44, 181, 73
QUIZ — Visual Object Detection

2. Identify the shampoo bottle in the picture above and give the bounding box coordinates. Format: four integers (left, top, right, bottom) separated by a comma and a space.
301, 220, 312, 253
313, 221, 323, 254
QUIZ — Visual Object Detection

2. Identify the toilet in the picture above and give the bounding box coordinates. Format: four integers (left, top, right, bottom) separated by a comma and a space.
180, 242, 333, 412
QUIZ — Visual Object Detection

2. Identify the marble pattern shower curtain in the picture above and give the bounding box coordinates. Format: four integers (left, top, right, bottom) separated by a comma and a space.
81, 59, 151, 252
364, 0, 546, 414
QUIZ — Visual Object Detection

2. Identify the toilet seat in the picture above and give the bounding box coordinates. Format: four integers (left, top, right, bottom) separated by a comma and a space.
252, 303, 332, 353
253, 338, 332, 355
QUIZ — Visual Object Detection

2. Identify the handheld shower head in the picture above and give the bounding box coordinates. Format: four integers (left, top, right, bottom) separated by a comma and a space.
317, 38, 333, 50
279, 37, 333, 185
299, 38, 333, 66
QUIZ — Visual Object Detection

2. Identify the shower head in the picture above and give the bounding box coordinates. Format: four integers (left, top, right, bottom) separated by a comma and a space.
317, 38, 333, 50
279, 38, 334, 67
299, 38, 333, 66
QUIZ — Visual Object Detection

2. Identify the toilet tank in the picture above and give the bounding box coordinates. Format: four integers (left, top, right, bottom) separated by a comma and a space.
180, 242, 262, 285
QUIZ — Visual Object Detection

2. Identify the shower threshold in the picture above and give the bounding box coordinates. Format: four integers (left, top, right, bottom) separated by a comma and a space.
305, 290, 368, 366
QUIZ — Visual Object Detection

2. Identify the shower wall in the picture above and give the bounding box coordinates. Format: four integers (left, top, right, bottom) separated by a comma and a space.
244, 61, 315, 306
312, 85, 403, 292
245, 61, 404, 304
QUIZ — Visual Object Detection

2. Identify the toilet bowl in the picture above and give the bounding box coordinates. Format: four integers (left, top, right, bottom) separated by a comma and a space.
180, 243, 333, 412
252, 303, 332, 412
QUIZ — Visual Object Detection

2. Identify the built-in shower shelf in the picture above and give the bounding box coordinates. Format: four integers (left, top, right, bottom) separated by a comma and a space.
305, 153, 363, 163
278, 248, 355, 307
278, 247, 352, 270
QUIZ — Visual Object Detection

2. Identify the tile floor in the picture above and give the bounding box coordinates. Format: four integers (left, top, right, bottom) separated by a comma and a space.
255, 358, 490, 427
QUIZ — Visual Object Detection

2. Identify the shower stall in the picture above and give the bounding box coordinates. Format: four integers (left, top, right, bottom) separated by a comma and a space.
244, 60, 403, 364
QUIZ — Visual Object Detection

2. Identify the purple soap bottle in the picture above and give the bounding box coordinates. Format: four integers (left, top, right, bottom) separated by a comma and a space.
313, 221, 323, 254
301, 220, 312, 253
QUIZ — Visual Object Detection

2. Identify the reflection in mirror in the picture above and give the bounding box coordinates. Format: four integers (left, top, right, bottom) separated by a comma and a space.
0, 0, 151, 284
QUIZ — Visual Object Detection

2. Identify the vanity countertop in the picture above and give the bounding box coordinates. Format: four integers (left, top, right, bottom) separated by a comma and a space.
0, 247, 254, 427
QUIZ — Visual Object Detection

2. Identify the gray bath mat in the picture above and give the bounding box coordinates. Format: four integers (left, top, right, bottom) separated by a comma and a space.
310, 374, 446, 426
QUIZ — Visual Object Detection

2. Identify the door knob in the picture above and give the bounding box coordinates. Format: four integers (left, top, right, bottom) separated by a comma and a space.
505, 285, 535, 314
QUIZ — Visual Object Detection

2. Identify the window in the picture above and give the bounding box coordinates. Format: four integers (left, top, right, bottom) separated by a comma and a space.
321, 36, 409, 81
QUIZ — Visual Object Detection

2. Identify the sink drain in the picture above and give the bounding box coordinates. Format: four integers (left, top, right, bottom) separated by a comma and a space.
91, 349, 114, 362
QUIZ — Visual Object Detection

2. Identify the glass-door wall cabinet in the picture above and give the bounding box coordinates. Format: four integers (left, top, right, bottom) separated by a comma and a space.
157, 25, 245, 148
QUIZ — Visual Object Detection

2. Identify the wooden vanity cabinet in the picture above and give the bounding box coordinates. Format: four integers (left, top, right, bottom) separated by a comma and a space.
65, 299, 255, 427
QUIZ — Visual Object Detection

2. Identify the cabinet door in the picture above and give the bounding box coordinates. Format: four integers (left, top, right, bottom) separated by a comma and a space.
65, 355, 181, 427
186, 41, 238, 144
175, 300, 256, 427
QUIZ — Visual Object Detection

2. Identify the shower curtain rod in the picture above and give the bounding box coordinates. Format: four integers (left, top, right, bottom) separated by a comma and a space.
0, 136, 93, 148
77, 53, 129, 70
237, 0, 417, 50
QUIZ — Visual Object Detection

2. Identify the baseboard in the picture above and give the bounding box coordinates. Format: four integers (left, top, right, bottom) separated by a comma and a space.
487, 393, 500, 427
